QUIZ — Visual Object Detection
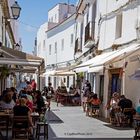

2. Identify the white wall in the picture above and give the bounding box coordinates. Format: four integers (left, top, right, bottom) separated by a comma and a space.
75, 1, 98, 59
124, 50, 140, 108
97, 0, 140, 118
45, 14, 76, 88
37, 22, 48, 64
48, 3, 76, 23
98, 0, 138, 50
48, 4, 59, 23
46, 16, 75, 65
37, 3, 76, 88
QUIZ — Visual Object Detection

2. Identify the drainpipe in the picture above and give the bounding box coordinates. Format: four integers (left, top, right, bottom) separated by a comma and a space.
122, 53, 126, 95
136, 0, 140, 41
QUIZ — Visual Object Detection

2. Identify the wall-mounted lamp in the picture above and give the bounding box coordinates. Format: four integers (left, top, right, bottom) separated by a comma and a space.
2, 1, 21, 47
11, 1, 21, 20
3, 1, 21, 20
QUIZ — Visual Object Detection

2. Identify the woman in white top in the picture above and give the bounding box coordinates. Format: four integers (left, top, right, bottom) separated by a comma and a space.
107, 92, 120, 124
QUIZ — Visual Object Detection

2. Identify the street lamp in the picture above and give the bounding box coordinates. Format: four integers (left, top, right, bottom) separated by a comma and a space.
11, 1, 21, 20
2, 1, 21, 47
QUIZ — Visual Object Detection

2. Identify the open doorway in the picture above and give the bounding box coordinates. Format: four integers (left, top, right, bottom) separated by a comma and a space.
108, 68, 122, 99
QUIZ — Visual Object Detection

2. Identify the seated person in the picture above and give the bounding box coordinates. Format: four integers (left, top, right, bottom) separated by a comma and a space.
106, 92, 120, 124
0, 89, 15, 110
71, 88, 81, 105
17, 90, 33, 112
136, 107, 140, 116
136, 99, 140, 115
13, 97, 33, 136
116, 95, 133, 126
69, 85, 74, 95
10, 87, 18, 103
118, 95, 132, 112
90, 93, 101, 116
34, 90, 45, 113
133, 100, 140, 132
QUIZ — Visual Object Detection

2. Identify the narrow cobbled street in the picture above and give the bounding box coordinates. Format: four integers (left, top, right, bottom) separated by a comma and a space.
46, 102, 134, 140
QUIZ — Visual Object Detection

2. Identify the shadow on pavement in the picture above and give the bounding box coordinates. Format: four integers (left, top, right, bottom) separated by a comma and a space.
94, 117, 133, 131
104, 124, 134, 130
46, 110, 63, 124
93, 116, 110, 123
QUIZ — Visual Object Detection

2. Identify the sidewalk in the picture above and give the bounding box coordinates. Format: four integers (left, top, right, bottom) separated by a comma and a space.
46, 102, 135, 140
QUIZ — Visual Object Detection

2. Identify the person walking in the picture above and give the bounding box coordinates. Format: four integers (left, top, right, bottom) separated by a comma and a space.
45, 83, 54, 111
81, 80, 91, 112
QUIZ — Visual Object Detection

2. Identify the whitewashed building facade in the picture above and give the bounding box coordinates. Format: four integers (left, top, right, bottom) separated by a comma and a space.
37, 0, 140, 118
74, 0, 140, 118
37, 3, 76, 90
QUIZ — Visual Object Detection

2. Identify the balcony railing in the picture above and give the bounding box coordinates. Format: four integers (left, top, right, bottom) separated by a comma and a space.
74, 38, 82, 54
84, 21, 95, 48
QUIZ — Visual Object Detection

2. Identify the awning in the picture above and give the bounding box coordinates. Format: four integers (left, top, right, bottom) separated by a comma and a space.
0, 46, 44, 67
43, 70, 56, 76
74, 43, 140, 73
9, 67, 37, 73
44, 69, 75, 76
90, 43, 140, 68
0, 58, 42, 66
74, 66, 89, 73
88, 66, 103, 73
54, 71, 76, 76
74, 51, 117, 73
75, 51, 115, 68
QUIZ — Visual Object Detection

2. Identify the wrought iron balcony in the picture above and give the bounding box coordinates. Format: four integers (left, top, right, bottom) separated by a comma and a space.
84, 21, 95, 48
74, 37, 82, 54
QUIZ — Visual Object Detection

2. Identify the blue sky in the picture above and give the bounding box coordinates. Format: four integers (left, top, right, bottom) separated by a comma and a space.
18, 0, 77, 54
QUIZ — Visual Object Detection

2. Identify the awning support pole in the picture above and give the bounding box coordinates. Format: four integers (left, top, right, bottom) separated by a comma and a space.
37, 66, 40, 90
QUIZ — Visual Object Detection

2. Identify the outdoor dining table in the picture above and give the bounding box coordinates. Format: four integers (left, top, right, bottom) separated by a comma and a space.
0, 110, 13, 140
56, 92, 74, 106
